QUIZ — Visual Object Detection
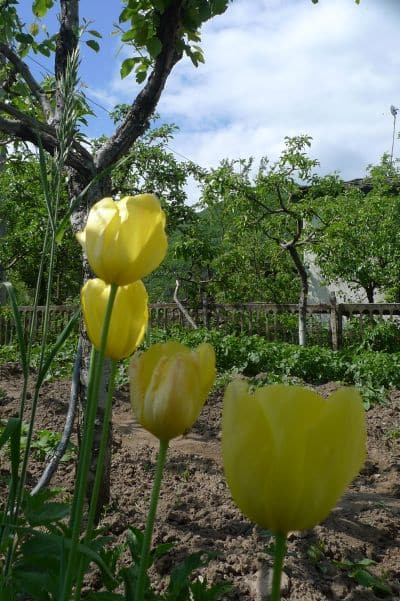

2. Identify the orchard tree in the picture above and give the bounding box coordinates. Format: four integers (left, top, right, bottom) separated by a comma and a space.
201, 137, 342, 345
314, 157, 400, 302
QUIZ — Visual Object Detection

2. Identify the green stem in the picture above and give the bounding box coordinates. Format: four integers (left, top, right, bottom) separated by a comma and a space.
270, 532, 287, 601
61, 283, 118, 601
135, 439, 169, 601
74, 359, 118, 601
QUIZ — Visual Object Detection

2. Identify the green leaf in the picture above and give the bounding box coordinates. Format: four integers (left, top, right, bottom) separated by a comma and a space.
146, 36, 162, 58
12, 568, 53, 600
24, 500, 70, 526
1, 282, 28, 379
15, 32, 34, 45
36, 308, 80, 388
121, 29, 137, 42
167, 552, 214, 598
32, 0, 54, 18
120, 57, 136, 79
150, 541, 176, 564
86, 39, 100, 52
136, 69, 147, 84
36, 136, 55, 234
20, 531, 114, 580
0, 417, 21, 498
212, 0, 229, 16
88, 29, 102, 38
30, 22, 40, 36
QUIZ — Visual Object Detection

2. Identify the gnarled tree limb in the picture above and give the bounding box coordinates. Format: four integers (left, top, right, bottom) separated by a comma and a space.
0, 41, 52, 119
95, 0, 184, 171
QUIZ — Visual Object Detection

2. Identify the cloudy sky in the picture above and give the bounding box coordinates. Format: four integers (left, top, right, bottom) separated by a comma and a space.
22, 0, 400, 196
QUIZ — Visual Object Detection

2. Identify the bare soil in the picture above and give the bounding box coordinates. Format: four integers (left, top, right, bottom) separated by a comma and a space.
1, 363, 400, 600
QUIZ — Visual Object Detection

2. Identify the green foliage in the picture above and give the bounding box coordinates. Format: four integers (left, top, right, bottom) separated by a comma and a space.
144, 326, 400, 407
0, 420, 76, 463
116, 0, 231, 83
198, 137, 343, 313
30, 429, 76, 462
314, 156, 400, 302
0, 334, 78, 379
346, 351, 400, 389
108, 117, 199, 233
334, 558, 392, 597
0, 151, 82, 304
354, 319, 400, 353
342, 318, 400, 351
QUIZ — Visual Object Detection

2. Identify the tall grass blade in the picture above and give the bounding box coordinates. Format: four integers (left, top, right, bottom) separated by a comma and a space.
36, 308, 80, 388
2, 282, 28, 380
36, 134, 55, 234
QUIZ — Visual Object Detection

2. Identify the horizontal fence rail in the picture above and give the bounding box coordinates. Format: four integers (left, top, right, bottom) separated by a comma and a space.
1, 297, 400, 349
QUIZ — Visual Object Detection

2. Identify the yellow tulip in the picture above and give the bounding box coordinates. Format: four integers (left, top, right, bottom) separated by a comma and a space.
129, 341, 216, 441
76, 194, 167, 285
81, 278, 148, 360
222, 382, 366, 534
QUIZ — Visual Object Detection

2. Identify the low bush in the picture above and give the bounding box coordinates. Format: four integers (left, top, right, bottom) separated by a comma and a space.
343, 318, 400, 353
1, 325, 398, 407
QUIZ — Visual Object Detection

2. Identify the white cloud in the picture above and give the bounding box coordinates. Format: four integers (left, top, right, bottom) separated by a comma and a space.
92, 0, 400, 200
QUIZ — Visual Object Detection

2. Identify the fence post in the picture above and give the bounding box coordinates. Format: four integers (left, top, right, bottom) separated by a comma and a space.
329, 292, 340, 351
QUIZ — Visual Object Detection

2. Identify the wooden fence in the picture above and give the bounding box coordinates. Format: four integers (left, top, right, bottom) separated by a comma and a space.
1, 296, 400, 349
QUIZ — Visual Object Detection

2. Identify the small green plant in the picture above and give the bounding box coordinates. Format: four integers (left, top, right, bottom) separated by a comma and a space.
334, 558, 392, 597
307, 540, 326, 564
384, 426, 400, 441
0, 421, 75, 463
31, 429, 76, 462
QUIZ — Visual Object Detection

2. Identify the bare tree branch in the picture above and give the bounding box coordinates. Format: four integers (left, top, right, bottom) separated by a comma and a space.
173, 279, 198, 329
0, 114, 93, 177
95, 0, 184, 172
0, 42, 52, 119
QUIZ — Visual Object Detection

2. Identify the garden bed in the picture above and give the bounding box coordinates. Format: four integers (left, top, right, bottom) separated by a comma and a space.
1, 363, 400, 600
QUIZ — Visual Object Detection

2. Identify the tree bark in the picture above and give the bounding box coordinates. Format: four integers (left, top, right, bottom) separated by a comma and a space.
365, 285, 375, 303
287, 245, 309, 346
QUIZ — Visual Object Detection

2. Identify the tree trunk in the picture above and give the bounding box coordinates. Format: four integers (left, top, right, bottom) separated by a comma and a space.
366, 285, 375, 303
287, 246, 309, 346
69, 169, 113, 517
0, 146, 8, 304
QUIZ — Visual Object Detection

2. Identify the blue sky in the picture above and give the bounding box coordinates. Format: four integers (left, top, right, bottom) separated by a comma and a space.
19, 0, 400, 198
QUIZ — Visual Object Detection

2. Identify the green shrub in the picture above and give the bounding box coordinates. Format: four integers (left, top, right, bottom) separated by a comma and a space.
347, 351, 400, 389
343, 317, 400, 353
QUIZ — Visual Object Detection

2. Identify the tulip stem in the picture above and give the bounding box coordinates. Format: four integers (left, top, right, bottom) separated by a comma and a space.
135, 439, 169, 601
74, 358, 118, 601
270, 532, 287, 601
61, 283, 118, 601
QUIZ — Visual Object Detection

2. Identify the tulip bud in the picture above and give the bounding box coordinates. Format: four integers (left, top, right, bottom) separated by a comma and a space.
81, 278, 148, 360
77, 194, 167, 285
222, 382, 366, 534
129, 341, 216, 441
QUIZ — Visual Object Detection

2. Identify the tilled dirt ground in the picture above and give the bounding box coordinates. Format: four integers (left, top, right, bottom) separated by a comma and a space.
1, 363, 400, 600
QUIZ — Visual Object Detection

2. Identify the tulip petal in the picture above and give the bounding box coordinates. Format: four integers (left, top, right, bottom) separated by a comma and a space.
81, 278, 148, 360
293, 387, 366, 530
222, 382, 366, 534
129, 341, 215, 441
117, 195, 167, 284
76, 195, 167, 285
